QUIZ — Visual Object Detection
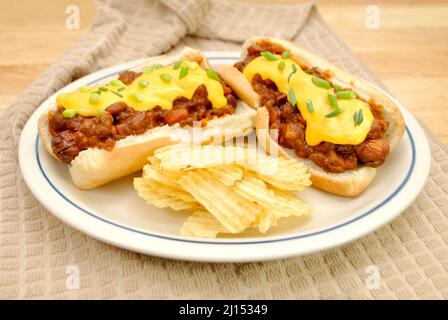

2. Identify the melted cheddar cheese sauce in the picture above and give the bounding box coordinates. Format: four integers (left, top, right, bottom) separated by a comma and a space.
243, 55, 373, 146
56, 61, 227, 117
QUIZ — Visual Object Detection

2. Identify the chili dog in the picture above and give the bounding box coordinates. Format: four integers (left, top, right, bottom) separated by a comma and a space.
38, 48, 256, 189
219, 37, 404, 196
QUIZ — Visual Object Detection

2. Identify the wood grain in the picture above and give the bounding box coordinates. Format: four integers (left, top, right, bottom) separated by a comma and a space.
0, 0, 447, 142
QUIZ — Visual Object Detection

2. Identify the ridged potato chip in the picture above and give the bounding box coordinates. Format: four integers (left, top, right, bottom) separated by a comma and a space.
204, 165, 243, 187
178, 170, 262, 233
233, 176, 311, 217
134, 178, 198, 211
142, 164, 181, 189
180, 210, 230, 238
136, 143, 312, 238
155, 144, 311, 190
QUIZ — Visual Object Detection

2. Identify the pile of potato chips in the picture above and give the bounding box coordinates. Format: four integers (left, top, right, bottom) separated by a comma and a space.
134, 144, 312, 238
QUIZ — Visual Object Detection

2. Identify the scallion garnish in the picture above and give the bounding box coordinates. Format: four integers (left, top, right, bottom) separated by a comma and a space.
62, 109, 77, 118
179, 66, 189, 79
111, 79, 125, 87
173, 61, 182, 70
89, 92, 100, 104
306, 99, 314, 113
143, 66, 155, 74
288, 64, 298, 82
328, 93, 338, 108
281, 51, 290, 59
98, 86, 108, 92
289, 88, 297, 107
160, 73, 172, 82
207, 68, 220, 81
278, 61, 286, 71
333, 84, 344, 91
111, 90, 123, 98
311, 76, 331, 89
260, 51, 279, 61
336, 90, 357, 99
117, 87, 125, 92
137, 80, 149, 88
325, 109, 345, 118
354, 109, 364, 126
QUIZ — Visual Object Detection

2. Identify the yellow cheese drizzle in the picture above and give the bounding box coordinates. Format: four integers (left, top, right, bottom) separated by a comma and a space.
56, 61, 227, 117
243, 55, 373, 146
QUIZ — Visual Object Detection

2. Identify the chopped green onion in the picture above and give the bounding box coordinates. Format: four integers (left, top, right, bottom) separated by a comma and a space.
173, 61, 182, 70
160, 73, 172, 82
281, 51, 290, 59
143, 66, 155, 74
288, 64, 298, 82
260, 51, 279, 61
98, 86, 108, 92
325, 109, 345, 118
305, 66, 318, 75
311, 76, 331, 89
137, 80, 149, 88
130, 92, 144, 102
328, 93, 338, 108
110, 79, 125, 87
144, 64, 164, 74
278, 61, 286, 71
354, 109, 364, 126
62, 109, 77, 118
207, 68, 220, 81
80, 85, 90, 93
288, 88, 297, 107
306, 99, 314, 113
89, 92, 100, 104
117, 87, 125, 92
333, 84, 344, 91
336, 90, 357, 99
111, 90, 123, 98
179, 66, 189, 79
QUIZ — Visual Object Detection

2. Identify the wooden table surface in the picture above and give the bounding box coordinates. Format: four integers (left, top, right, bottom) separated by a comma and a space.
1, 0, 447, 143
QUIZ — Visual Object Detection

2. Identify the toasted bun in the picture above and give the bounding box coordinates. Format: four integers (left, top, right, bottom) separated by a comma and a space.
221, 37, 405, 197
38, 48, 256, 189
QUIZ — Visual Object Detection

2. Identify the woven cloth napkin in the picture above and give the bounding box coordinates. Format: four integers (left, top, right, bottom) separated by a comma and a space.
1, 0, 447, 299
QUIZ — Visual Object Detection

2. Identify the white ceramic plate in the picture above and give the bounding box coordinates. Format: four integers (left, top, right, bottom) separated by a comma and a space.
19, 52, 431, 262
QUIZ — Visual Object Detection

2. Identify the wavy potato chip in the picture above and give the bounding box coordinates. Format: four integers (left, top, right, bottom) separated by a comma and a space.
142, 164, 181, 189
204, 165, 243, 187
233, 176, 311, 217
180, 210, 230, 238
134, 178, 198, 211
155, 144, 311, 190
178, 170, 262, 233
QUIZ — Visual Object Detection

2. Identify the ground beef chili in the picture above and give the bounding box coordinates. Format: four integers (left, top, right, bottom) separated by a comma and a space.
49, 75, 237, 164
236, 42, 390, 173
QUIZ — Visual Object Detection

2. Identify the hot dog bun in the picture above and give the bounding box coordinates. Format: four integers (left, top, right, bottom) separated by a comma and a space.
219, 37, 404, 197
38, 48, 256, 189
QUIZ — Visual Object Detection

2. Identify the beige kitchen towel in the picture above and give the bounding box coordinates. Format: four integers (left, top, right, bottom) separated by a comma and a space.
1, 0, 447, 299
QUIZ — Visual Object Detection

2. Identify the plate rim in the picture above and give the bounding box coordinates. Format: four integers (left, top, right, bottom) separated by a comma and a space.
18, 51, 431, 262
